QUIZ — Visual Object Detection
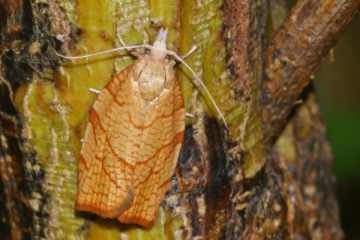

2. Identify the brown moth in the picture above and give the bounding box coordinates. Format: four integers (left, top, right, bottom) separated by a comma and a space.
59, 29, 226, 227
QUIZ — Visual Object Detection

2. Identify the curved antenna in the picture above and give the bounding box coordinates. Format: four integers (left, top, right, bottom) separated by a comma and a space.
55, 44, 150, 60
56, 39, 228, 128
164, 49, 228, 129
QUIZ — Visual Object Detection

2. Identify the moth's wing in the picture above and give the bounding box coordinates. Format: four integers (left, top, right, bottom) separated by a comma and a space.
76, 66, 136, 218
118, 77, 185, 227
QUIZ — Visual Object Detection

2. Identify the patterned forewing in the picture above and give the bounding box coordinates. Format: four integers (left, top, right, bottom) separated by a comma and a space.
77, 66, 136, 218
77, 57, 185, 227
118, 75, 185, 226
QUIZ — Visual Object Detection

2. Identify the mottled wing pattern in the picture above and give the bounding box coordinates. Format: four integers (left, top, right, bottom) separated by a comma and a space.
77, 59, 185, 227
117, 66, 185, 226
76, 65, 136, 218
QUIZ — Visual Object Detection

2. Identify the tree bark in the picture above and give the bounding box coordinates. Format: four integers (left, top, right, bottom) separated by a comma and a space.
1, 0, 357, 239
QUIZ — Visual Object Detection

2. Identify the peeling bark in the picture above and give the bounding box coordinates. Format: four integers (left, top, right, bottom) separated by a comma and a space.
263, 0, 360, 140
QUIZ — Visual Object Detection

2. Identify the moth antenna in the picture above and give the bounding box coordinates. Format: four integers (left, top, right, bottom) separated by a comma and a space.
146, 29, 227, 127
55, 45, 149, 61
165, 50, 228, 128
118, 33, 127, 48
56, 29, 227, 128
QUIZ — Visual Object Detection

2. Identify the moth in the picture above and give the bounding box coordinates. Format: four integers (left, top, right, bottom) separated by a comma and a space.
59, 29, 226, 227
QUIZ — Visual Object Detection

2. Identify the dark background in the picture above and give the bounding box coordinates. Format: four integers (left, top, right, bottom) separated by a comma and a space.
315, 14, 360, 239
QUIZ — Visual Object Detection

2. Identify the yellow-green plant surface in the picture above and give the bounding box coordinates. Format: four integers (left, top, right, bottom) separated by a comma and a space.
14, 0, 265, 238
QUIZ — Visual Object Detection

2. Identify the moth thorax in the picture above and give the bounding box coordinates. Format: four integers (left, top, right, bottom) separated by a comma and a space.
137, 58, 175, 101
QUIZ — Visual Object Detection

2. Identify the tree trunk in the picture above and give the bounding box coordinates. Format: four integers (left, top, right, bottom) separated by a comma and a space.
1, 0, 358, 239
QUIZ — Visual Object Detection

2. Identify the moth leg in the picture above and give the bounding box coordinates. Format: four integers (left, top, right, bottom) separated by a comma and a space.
117, 33, 127, 48
58, 66, 71, 88
185, 112, 195, 118
164, 49, 228, 128
117, 32, 146, 57
182, 45, 198, 59
88, 88, 101, 94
